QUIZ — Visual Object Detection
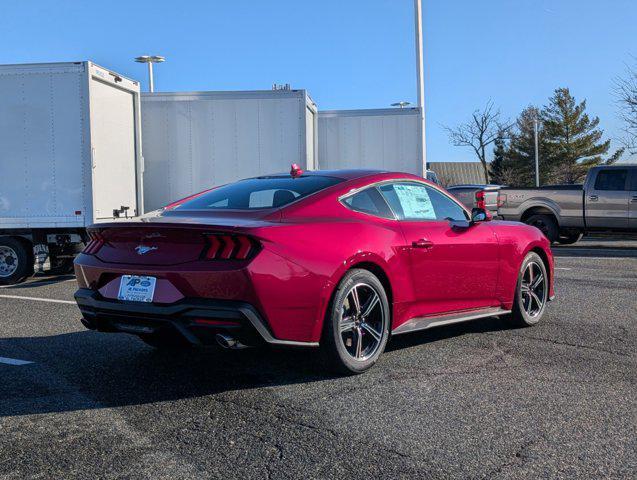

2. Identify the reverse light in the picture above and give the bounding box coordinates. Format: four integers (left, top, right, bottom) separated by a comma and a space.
203, 234, 259, 260
83, 231, 104, 255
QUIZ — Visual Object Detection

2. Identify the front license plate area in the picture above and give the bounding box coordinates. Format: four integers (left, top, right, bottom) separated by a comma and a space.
118, 275, 156, 303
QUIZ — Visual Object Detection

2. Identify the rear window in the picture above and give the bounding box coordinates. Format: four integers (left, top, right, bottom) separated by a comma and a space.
174, 176, 344, 210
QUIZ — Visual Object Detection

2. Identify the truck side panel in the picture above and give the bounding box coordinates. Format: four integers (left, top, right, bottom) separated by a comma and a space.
141, 91, 312, 212
498, 187, 584, 228
317, 108, 421, 175
0, 64, 86, 228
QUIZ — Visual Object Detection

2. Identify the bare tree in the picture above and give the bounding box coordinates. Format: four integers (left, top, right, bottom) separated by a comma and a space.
444, 101, 511, 183
615, 63, 637, 154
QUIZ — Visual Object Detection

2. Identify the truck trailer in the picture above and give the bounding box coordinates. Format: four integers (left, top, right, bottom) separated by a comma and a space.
0, 61, 143, 284
141, 90, 318, 212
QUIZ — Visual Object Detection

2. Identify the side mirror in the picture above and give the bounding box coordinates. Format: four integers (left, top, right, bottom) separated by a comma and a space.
471, 207, 491, 223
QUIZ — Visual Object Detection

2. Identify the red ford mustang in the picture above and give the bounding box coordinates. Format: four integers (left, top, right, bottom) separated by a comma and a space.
74, 169, 554, 373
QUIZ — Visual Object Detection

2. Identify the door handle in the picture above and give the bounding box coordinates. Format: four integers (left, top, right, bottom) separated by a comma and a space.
412, 239, 434, 249
589, 195, 598, 201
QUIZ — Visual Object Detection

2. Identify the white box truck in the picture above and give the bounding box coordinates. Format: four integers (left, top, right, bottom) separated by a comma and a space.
141, 90, 317, 211
318, 107, 427, 175
0, 61, 143, 284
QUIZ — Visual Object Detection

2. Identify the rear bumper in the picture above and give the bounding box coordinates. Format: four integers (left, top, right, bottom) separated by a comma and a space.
74, 288, 319, 347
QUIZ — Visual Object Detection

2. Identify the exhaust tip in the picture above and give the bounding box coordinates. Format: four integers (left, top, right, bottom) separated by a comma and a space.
80, 317, 95, 330
215, 333, 236, 349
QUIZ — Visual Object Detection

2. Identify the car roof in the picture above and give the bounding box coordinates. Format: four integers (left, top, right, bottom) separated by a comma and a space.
255, 169, 390, 180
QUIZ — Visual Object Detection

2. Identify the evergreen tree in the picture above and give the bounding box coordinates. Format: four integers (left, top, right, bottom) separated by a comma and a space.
542, 88, 622, 183
489, 132, 507, 184
505, 106, 553, 186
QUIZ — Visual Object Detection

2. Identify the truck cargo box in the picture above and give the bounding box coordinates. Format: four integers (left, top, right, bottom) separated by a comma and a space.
141, 90, 317, 211
0, 61, 143, 228
318, 107, 422, 175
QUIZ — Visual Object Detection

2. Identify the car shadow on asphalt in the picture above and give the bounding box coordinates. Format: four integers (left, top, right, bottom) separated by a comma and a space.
0, 316, 516, 418
0, 274, 76, 289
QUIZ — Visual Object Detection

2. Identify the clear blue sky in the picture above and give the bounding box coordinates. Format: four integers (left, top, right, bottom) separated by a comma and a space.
2, 0, 635, 163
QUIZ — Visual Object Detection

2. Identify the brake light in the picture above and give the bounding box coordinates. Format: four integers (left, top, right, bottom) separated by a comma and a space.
83, 231, 104, 255
475, 190, 486, 210
203, 234, 259, 260
497, 193, 507, 207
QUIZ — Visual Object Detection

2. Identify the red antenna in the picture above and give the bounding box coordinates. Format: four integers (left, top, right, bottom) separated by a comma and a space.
290, 163, 303, 178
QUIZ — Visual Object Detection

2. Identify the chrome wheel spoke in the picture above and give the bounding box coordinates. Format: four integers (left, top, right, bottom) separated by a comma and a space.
530, 273, 544, 291
340, 316, 356, 333
349, 287, 361, 315
529, 291, 542, 310
360, 292, 380, 318
355, 327, 363, 359
361, 322, 381, 342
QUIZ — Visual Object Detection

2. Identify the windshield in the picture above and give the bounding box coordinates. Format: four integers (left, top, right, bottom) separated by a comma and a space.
174, 175, 344, 210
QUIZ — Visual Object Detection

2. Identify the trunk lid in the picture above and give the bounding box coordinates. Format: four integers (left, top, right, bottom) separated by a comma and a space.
90, 211, 277, 266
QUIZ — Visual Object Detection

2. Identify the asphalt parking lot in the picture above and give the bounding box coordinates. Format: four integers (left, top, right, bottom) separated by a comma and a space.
1, 239, 636, 479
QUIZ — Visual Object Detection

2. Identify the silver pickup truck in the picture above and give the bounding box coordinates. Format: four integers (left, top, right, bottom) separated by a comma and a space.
497, 165, 637, 244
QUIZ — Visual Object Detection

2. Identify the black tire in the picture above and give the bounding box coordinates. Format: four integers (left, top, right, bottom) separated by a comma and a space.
525, 214, 559, 243
510, 252, 549, 327
0, 237, 32, 285
138, 331, 193, 350
557, 231, 583, 245
321, 269, 390, 374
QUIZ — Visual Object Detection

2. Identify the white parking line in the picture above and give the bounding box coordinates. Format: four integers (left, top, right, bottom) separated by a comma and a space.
555, 267, 572, 270
0, 294, 75, 305
0, 356, 33, 366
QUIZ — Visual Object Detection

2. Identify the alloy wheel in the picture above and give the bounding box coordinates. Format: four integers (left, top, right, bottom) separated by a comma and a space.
520, 261, 546, 318
339, 283, 386, 361
0, 246, 18, 278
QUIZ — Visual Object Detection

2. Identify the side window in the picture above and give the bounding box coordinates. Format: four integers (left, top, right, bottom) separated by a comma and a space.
378, 183, 436, 220
426, 187, 469, 221
379, 182, 468, 221
594, 170, 628, 191
342, 188, 394, 219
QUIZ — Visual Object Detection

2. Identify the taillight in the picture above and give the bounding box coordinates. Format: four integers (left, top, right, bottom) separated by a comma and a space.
203, 234, 259, 260
497, 193, 507, 207
83, 231, 104, 255
475, 190, 486, 210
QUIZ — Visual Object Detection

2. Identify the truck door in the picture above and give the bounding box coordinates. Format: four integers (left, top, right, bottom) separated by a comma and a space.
629, 169, 637, 230
90, 79, 138, 220
584, 168, 630, 230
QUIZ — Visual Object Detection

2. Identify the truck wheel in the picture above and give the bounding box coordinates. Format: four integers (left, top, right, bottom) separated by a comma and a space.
557, 231, 583, 245
525, 214, 559, 243
0, 237, 32, 285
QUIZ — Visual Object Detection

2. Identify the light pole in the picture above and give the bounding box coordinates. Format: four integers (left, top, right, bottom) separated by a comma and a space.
134, 55, 165, 93
533, 115, 540, 187
414, 0, 427, 174
391, 101, 411, 109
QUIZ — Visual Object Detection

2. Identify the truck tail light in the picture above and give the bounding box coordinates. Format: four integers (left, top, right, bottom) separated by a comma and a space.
475, 190, 486, 210
202, 234, 259, 260
497, 193, 507, 207
83, 231, 104, 255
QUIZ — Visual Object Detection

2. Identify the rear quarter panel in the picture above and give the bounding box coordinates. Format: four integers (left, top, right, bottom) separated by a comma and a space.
248, 210, 413, 342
